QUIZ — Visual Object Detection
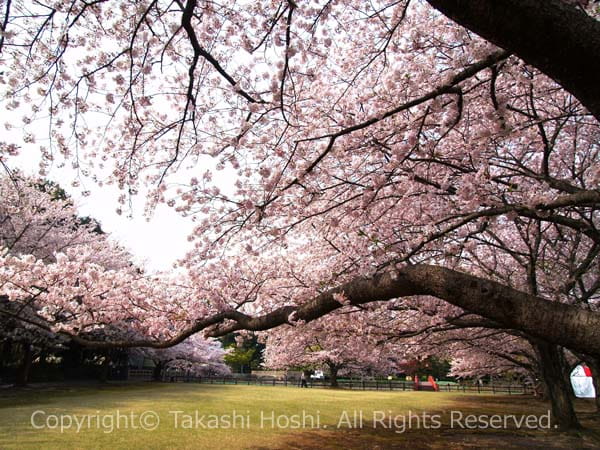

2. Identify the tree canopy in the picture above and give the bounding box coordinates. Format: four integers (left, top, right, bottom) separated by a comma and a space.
1, 1, 600, 379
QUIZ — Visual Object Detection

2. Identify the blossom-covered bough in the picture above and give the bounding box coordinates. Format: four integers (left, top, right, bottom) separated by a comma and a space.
1, 0, 600, 429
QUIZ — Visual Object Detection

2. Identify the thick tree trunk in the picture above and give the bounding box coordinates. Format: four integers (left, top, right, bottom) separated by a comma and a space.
62, 342, 84, 375
584, 356, 600, 414
328, 365, 339, 388
533, 341, 581, 430
0, 340, 8, 381
99, 352, 110, 383
426, 0, 600, 121
15, 342, 32, 387
153, 361, 164, 381
37, 350, 46, 366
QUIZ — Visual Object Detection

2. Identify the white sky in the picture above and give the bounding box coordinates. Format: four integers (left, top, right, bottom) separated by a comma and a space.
5, 141, 198, 273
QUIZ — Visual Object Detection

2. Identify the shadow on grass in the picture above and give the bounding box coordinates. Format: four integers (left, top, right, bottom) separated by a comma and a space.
261, 395, 600, 450
0, 381, 170, 408
264, 426, 600, 450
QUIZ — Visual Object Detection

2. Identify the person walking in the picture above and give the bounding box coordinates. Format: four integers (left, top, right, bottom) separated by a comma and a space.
300, 372, 308, 388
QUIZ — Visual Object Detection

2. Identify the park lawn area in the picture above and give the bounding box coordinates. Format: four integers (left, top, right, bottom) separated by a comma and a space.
0, 383, 599, 449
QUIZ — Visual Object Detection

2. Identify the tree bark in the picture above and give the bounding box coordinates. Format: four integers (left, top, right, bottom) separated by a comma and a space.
0, 340, 8, 382
328, 364, 339, 388
584, 356, 600, 414
15, 342, 32, 387
425, 0, 600, 121
99, 352, 110, 383
153, 361, 164, 381
533, 341, 581, 430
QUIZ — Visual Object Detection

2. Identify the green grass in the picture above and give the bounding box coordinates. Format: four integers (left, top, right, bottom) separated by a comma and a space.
435, 380, 458, 386
0, 383, 598, 449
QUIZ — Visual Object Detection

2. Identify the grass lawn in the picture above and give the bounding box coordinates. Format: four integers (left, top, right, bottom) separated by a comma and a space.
0, 383, 598, 449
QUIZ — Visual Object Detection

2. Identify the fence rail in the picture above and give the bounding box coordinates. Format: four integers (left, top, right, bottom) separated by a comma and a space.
128, 369, 154, 379
160, 374, 533, 395
436, 382, 533, 395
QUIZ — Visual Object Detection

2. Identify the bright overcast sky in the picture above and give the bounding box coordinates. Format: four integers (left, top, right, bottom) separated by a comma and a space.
4, 134, 198, 273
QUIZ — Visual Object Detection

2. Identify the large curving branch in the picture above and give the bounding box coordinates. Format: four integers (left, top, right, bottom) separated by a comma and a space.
7, 265, 600, 358
206, 265, 600, 360
426, 0, 600, 121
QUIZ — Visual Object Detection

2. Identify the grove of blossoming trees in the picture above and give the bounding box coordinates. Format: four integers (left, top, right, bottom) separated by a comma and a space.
136, 334, 231, 380
0, 172, 132, 383
262, 310, 405, 386
0, 173, 228, 383
1, 0, 600, 430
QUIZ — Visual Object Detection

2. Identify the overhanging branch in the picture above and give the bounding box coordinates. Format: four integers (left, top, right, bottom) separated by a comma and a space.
426, 0, 600, 120
5, 264, 599, 358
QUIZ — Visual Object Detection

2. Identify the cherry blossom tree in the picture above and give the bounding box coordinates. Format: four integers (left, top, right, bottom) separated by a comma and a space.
263, 311, 403, 386
0, 173, 230, 382
1, 0, 600, 430
0, 171, 133, 384
136, 334, 230, 380
1, 0, 597, 354
0, 172, 133, 264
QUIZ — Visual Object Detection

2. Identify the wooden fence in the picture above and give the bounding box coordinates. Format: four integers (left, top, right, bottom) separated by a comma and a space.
125, 368, 154, 380
160, 373, 534, 395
